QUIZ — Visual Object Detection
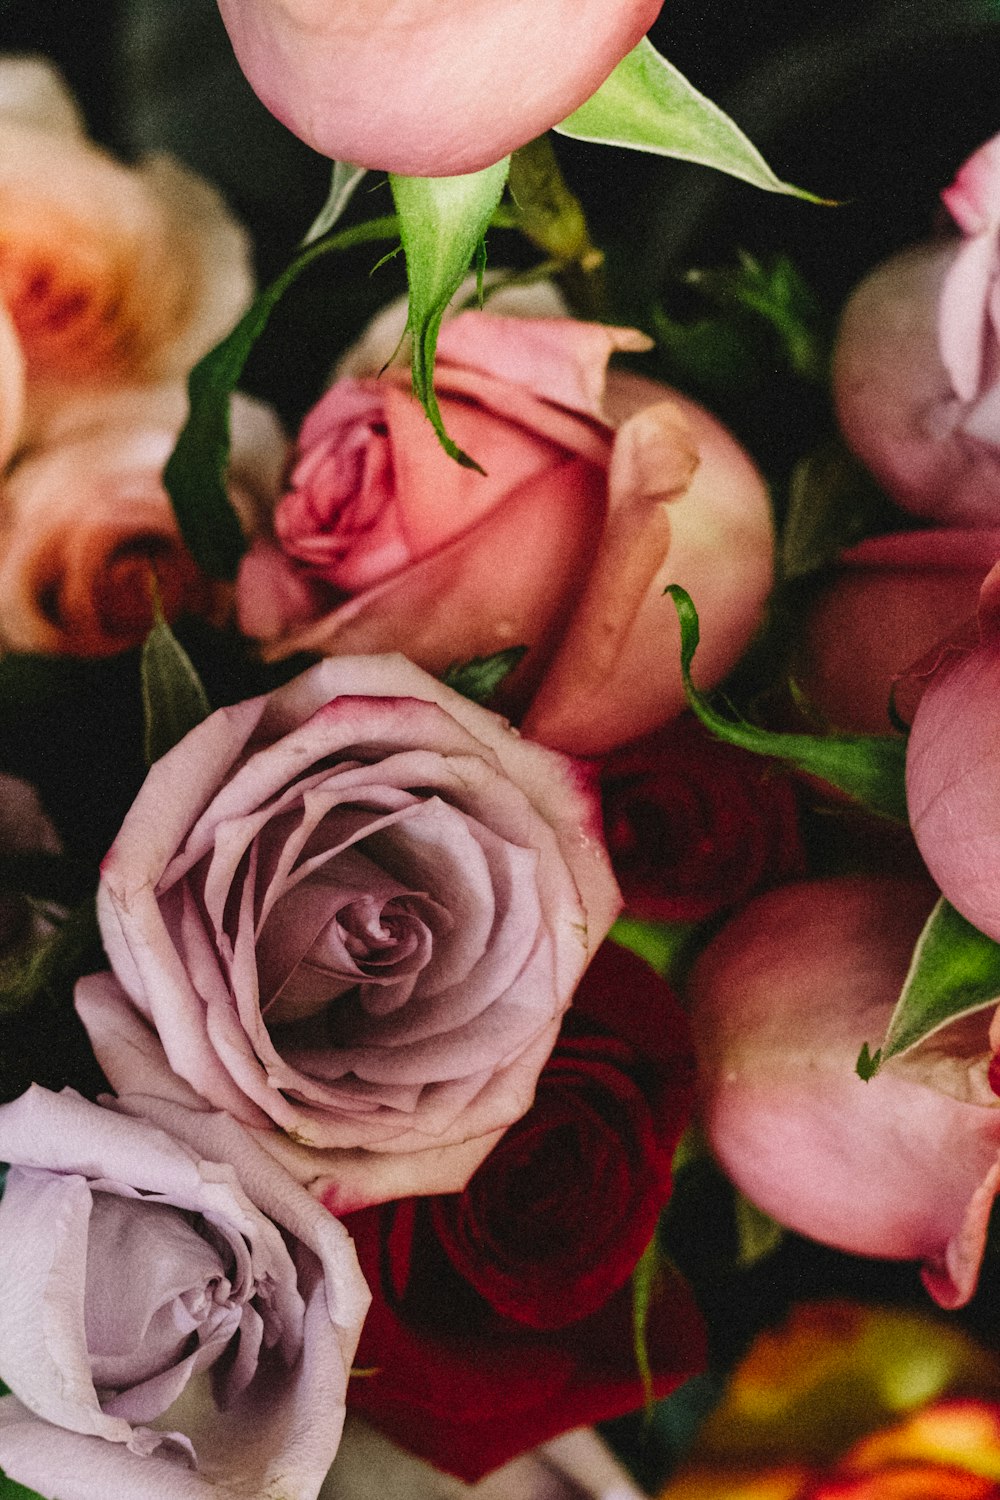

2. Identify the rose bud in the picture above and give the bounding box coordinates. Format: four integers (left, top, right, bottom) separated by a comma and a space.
0, 55, 252, 397
689, 876, 1000, 1309
238, 309, 774, 757
601, 713, 804, 922
0, 1085, 369, 1500
215, 0, 661, 178
796, 529, 1000, 734
338, 942, 704, 1481
833, 133, 1000, 528
0, 384, 286, 657
75, 652, 621, 1212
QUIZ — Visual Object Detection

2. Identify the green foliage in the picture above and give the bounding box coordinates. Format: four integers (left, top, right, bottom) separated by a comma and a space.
0, 899, 101, 1019
685, 253, 828, 383
666, 585, 908, 823
442, 647, 527, 706
555, 37, 824, 200
0, 1473, 45, 1500
389, 161, 510, 466
733, 1192, 784, 1267
782, 442, 902, 582
632, 1233, 663, 1413
302, 161, 367, 244
141, 611, 212, 766
858, 898, 1000, 1079
163, 215, 399, 581
608, 916, 693, 981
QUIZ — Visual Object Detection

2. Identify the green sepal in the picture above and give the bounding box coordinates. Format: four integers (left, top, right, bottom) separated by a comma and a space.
857, 897, 1000, 1079
554, 37, 826, 201
734, 1192, 784, 1267
140, 607, 212, 766
302, 161, 367, 244
163, 215, 399, 581
442, 646, 527, 707
608, 915, 693, 981
666, 585, 908, 823
389, 161, 510, 466
631, 1232, 662, 1414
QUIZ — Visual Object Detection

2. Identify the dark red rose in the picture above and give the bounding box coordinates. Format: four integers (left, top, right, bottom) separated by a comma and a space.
341, 941, 705, 1480
601, 713, 805, 923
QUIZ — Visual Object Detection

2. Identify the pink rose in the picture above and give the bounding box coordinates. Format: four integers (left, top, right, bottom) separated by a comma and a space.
0, 384, 286, 656
796, 529, 1000, 734
76, 652, 621, 1212
238, 310, 774, 757
834, 134, 1000, 526
0, 57, 252, 397
689, 876, 1000, 1308
215, 0, 662, 177
0, 1085, 369, 1500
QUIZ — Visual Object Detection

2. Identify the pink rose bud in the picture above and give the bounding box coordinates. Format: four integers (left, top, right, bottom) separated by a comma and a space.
689, 877, 1000, 1308
76, 653, 621, 1213
215, 0, 662, 177
834, 133, 1000, 527
238, 310, 774, 756
797, 529, 1000, 734
0, 1086, 369, 1500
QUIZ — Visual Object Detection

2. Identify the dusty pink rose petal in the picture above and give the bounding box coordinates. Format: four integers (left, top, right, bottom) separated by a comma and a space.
216, 0, 662, 177
0, 301, 24, 469
77, 653, 620, 1210
0, 1085, 368, 1500
239, 311, 773, 757
689, 876, 1000, 1308
796, 528, 1000, 734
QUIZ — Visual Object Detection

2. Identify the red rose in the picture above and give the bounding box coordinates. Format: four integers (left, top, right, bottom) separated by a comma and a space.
601, 714, 805, 923
341, 941, 704, 1480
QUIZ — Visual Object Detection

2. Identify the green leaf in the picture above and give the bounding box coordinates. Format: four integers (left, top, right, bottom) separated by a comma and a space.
0, 1472, 46, 1500
685, 252, 828, 384
608, 915, 693, 981
141, 611, 212, 766
782, 442, 903, 583
504, 135, 599, 267
302, 161, 367, 244
856, 1042, 882, 1082
632, 1233, 662, 1414
858, 898, 1000, 1079
0, 898, 102, 1018
554, 37, 825, 201
665, 585, 908, 823
734, 1191, 784, 1267
442, 647, 527, 706
163, 214, 399, 581
390, 160, 510, 466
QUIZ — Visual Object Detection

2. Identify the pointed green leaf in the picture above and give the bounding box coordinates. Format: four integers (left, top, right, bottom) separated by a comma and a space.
609, 915, 693, 981
302, 161, 367, 245
555, 37, 824, 201
856, 1042, 882, 1082
858, 897, 1000, 1079
632, 1233, 662, 1414
734, 1191, 784, 1267
442, 646, 526, 706
163, 214, 399, 580
141, 611, 212, 765
666, 585, 908, 823
390, 160, 510, 466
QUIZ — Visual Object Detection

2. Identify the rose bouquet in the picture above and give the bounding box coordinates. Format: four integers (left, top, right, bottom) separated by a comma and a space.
6, 5, 1000, 1499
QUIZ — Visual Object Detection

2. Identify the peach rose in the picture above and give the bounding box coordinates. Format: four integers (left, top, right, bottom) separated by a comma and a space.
0, 385, 287, 656
238, 310, 774, 756
0, 55, 252, 400
215, 0, 662, 177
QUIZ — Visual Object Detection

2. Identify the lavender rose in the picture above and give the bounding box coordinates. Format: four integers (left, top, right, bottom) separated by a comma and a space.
0, 1085, 369, 1500
76, 654, 621, 1212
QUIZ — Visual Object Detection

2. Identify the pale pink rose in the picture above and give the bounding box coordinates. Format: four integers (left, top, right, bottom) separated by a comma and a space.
0, 57, 252, 394
238, 310, 774, 757
76, 653, 621, 1212
323, 1420, 646, 1500
834, 135, 1000, 526
0, 384, 287, 656
797, 529, 1000, 734
216, 0, 662, 177
0, 1085, 369, 1500
689, 876, 1000, 1308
